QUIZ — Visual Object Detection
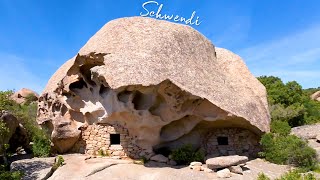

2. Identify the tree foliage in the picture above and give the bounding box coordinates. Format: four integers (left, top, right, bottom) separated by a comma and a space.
0, 90, 51, 157
260, 133, 317, 170
258, 76, 320, 126
170, 144, 204, 165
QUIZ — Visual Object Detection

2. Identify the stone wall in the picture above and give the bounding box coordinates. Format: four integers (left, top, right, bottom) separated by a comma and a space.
203, 128, 260, 157
72, 123, 145, 158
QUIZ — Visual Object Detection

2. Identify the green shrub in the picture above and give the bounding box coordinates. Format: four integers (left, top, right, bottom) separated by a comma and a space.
270, 120, 291, 136
276, 170, 318, 180
170, 144, 204, 165
55, 155, 64, 167
0, 170, 23, 180
313, 164, 320, 173
97, 149, 109, 157
52, 155, 65, 171
257, 172, 271, 180
32, 131, 51, 157
303, 173, 317, 180
258, 76, 320, 126
277, 170, 302, 180
260, 134, 317, 170
0, 90, 51, 157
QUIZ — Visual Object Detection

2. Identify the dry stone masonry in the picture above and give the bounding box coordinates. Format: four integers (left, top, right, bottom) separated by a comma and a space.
204, 128, 260, 157
72, 123, 147, 158
37, 17, 270, 159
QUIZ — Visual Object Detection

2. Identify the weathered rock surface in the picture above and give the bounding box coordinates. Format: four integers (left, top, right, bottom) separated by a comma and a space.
217, 168, 232, 178
291, 124, 320, 161
190, 162, 202, 166
10, 157, 55, 180
37, 17, 270, 154
0, 111, 31, 153
291, 124, 320, 139
31, 155, 290, 180
150, 154, 168, 163
11, 88, 39, 104
311, 91, 320, 101
228, 165, 243, 174
206, 155, 248, 169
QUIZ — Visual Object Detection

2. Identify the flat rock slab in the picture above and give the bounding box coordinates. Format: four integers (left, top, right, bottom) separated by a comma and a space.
308, 139, 320, 161
48, 154, 133, 180
291, 124, 320, 139
10, 157, 55, 180
150, 154, 168, 163
206, 155, 248, 169
41, 154, 290, 180
229, 158, 290, 180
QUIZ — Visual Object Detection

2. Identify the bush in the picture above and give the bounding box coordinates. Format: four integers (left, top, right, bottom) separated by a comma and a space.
170, 144, 204, 165
258, 76, 320, 126
303, 173, 317, 180
0, 90, 51, 157
97, 149, 109, 157
270, 120, 291, 136
32, 130, 51, 157
257, 172, 271, 180
260, 134, 317, 170
277, 170, 302, 180
276, 170, 317, 180
55, 155, 64, 167
0, 171, 23, 180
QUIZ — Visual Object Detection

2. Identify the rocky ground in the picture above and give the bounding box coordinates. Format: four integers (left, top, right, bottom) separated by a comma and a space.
11, 154, 292, 180
10, 123, 320, 180
291, 123, 320, 160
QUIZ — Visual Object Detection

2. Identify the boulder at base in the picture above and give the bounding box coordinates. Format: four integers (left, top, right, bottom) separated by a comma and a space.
11, 88, 39, 104
206, 155, 248, 169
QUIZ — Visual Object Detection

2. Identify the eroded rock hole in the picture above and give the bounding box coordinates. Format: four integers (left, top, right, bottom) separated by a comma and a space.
132, 91, 153, 110
149, 94, 165, 116
61, 104, 68, 116
117, 90, 131, 103
99, 85, 110, 96
69, 79, 87, 90
80, 64, 97, 86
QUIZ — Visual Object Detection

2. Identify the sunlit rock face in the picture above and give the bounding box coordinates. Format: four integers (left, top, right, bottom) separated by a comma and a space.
311, 91, 320, 101
37, 17, 270, 156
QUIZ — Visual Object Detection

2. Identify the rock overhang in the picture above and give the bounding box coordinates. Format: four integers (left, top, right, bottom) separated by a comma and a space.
38, 16, 270, 154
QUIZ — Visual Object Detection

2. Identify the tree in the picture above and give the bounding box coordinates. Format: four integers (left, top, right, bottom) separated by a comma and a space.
258, 76, 320, 126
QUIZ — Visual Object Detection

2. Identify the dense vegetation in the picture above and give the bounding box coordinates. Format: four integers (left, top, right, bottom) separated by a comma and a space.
0, 90, 51, 157
258, 76, 320, 126
0, 90, 51, 178
259, 121, 317, 170
257, 171, 318, 180
170, 144, 204, 165
258, 76, 320, 171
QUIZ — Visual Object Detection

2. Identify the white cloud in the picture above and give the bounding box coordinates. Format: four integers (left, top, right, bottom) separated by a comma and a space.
0, 53, 45, 93
236, 24, 320, 88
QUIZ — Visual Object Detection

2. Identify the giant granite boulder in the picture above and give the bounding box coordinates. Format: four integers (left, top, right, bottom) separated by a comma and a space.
0, 111, 31, 153
11, 88, 39, 104
311, 91, 320, 101
37, 17, 270, 154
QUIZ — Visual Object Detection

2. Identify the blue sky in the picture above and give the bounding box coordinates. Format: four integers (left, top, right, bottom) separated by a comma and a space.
0, 0, 319, 93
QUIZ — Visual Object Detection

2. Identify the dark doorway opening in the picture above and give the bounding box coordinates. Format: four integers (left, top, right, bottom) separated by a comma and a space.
110, 134, 120, 145
217, 136, 229, 145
